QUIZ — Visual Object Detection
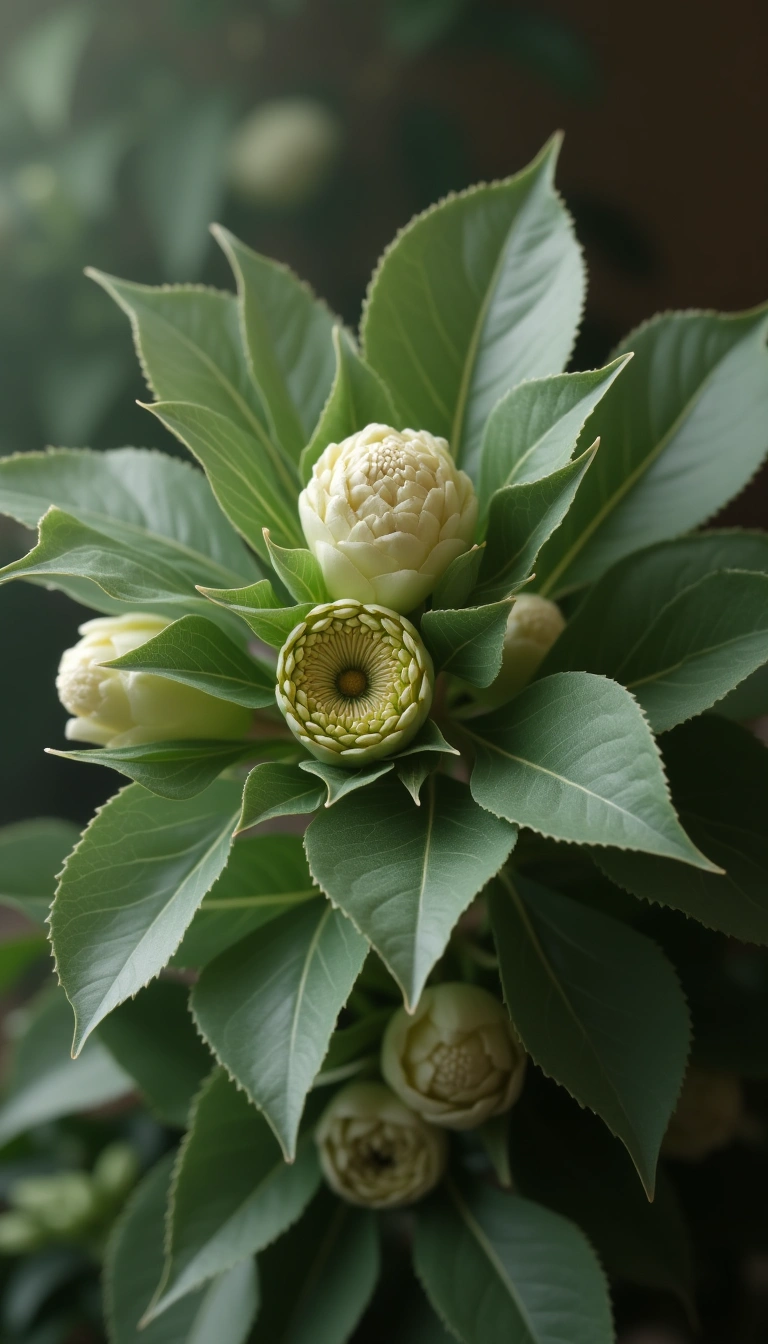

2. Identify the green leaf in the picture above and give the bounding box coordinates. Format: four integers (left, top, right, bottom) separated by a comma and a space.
509, 1080, 695, 1308
597, 716, 768, 945
362, 135, 584, 480
48, 740, 253, 802
213, 226, 338, 466
200, 582, 311, 649
301, 326, 398, 482
413, 1179, 613, 1344
174, 834, 316, 970
475, 445, 597, 603
238, 762, 324, 831
0, 935, 49, 994
191, 900, 368, 1158
51, 781, 242, 1054
536, 306, 768, 596
395, 754, 434, 805
395, 718, 460, 758
489, 876, 690, 1195
98, 981, 213, 1127
263, 532, 330, 603
0, 447, 261, 589
465, 672, 715, 867
477, 358, 631, 516
106, 613, 275, 707
144, 401, 303, 559
148, 1069, 321, 1317
717, 663, 768, 720
105, 1154, 258, 1344
251, 1188, 379, 1344
299, 758, 393, 806
430, 544, 485, 610
421, 599, 513, 686
305, 774, 517, 1008
0, 819, 79, 922
0, 987, 131, 1147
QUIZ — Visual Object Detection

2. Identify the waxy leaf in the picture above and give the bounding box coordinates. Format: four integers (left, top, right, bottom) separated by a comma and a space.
106, 613, 275, 707
238, 762, 324, 831
305, 774, 517, 1008
0, 818, 79, 922
251, 1188, 379, 1344
475, 445, 597, 603
421, 599, 513, 686
362, 135, 584, 480
145, 401, 303, 559
148, 1069, 321, 1317
263, 531, 330, 603
191, 900, 368, 1158
466, 673, 715, 867
106, 1154, 258, 1344
536, 306, 768, 595
414, 1180, 613, 1344
301, 326, 398, 482
299, 758, 394, 806
214, 226, 338, 465
51, 781, 242, 1053
98, 981, 212, 1127
200, 580, 311, 648
598, 716, 768, 945
49, 740, 253, 802
431, 544, 485, 610
490, 877, 690, 1195
477, 358, 631, 515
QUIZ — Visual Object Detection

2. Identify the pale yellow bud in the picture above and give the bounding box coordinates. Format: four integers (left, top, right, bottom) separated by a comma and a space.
662, 1067, 743, 1161
56, 614, 251, 747
315, 1081, 447, 1209
480, 594, 565, 706
275, 599, 433, 766
227, 98, 341, 207
299, 424, 478, 614
381, 982, 526, 1130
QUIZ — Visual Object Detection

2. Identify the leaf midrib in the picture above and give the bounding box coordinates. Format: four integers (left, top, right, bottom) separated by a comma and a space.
446, 1178, 538, 1342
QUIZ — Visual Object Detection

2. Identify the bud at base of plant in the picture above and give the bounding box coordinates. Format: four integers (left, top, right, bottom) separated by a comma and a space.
276, 599, 433, 766
299, 424, 478, 614
56, 614, 251, 747
475, 594, 566, 707
315, 1081, 448, 1209
381, 982, 527, 1130
662, 1067, 744, 1161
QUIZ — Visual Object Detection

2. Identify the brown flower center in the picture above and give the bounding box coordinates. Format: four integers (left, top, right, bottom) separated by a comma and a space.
336, 667, 368, 699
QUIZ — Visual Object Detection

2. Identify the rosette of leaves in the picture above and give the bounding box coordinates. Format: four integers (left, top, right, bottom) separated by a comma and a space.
2, 134, 768, 1344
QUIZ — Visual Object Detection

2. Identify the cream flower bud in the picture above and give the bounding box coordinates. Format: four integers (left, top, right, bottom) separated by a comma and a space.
479, 594, 566, 706
315, 1081, 448, 1209
227, 98, 341, 207
299, 424, 478, 614
381, 982, 526, 1130
56, 614, 251, 748
275, 599, 433, 766
662, 1067, 743, 1161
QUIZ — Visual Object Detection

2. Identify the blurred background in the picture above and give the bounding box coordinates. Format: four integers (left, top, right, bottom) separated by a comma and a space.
0, 2, 767, 1340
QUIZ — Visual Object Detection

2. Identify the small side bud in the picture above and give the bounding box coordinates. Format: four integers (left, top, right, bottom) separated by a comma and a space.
662, 1067, 743, 1161
480, 594, 565, 706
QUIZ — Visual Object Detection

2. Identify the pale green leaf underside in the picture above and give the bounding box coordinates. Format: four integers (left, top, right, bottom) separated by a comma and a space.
0, 818, 80, 922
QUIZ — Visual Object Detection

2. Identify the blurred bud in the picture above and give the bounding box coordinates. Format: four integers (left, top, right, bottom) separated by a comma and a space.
56, 614, 251, 747
662, 1067, 743, 1161
91, 1143, 139, 1200
0, 1211, 46, 1254
316, 1081, 447, 1208
300, 424, 478, 613
12, 1171, 96, 1234
381, 982, 526, 1130
276, 599, 433, 765
479, 595, 565, 706
227, 97, 341, 207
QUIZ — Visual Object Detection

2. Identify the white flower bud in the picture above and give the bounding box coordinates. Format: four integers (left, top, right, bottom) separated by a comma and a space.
662, 1067, 743, 1161
227, 97, 341, 207
479, 594, 565, 706
56, 614, 251, 748
381, 982, 526, 1130
315, 1081, 448, 1209
299, 424, 478, 614
275, 599, 433, 766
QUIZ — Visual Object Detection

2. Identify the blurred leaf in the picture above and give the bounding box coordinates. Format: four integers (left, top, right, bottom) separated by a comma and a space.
421, 599, 513, 686
49, 740, 253, 801
2, 1246, 91, 1337
6, 4, 94, 135
0, 818, 79, 922
386, 0, 470, 51
40, 350, 129, 444
107, 613, 275, 707
0, 934, 49, 993
51, 780, 242, 1054
301, 328, 398, 483
192, 900, 368, 1158
0, 987, 132, 1147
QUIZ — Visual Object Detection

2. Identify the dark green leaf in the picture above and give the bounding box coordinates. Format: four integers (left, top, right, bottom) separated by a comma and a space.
238, 762, 324, 831
98, 981, 212, 1127
305, 774, 516, 1008
51, 781, 242, 1054
299, 758, 393, 806
490, 876, 690, 1195
394, 719, 460, 758
430, 544, 485, 610
466, 673, 715, 866
0, 819, 79, 922
0, 935, 49, 994
48, 740, 253, 802
192, 901, 368, 1157
301, 327, 398, 482
106, 614, 275, 707
395, 754, 433, 805
263, 532, 330, 603
421, 599, 513, 686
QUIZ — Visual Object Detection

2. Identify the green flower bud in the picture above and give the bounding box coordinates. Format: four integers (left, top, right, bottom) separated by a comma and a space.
12, 1172, 96, 1234
56, 614, 251, 747
91, 1143, 139, 1200
227, 97, 341, 207
0, 1211, 46, 1254
662, 1067, 743, 1161
480, 595, 565, 705
299, 424, 478, 614
275, 599, 433, 766
315, 1081, 447, 1209
381, 982, 526, 1130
